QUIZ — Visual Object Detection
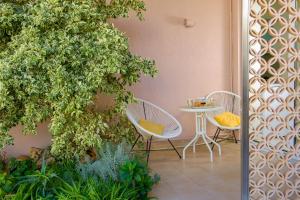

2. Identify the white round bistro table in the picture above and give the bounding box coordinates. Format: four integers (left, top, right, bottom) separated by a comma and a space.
180, 106, 222, 161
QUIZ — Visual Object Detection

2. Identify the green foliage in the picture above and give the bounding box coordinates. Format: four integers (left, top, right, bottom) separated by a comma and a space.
0, 0, 27, 51
78, 142, 131, 181
77, 143, 159, 200
119, 160, 160, 200
102, 112, 137, 144
13, 159, 60, 199
0, 149, 159, 199
0, 158, 39, 198
49, 160, 80, 184
0, 0, 156, 158
0, 159, 4, 172
56, 177, 138, 200
5, 154, 158, 199
0, 172, 14, 198
7, 158, 37, 177
58, 157, 160, 200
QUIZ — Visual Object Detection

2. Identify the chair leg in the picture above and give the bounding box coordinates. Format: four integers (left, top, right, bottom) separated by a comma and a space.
212, 128, 221, 150
146, 136, 153, 164
232, 130, 238, 143
168, 139, 182, 159
130, 134, 141, 151
211, 128, 220, 144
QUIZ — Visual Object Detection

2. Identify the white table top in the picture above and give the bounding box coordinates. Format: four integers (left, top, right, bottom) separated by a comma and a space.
180, 106, 222, 113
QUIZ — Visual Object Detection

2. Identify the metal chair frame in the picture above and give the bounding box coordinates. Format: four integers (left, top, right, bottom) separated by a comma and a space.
127, 98, 182, 163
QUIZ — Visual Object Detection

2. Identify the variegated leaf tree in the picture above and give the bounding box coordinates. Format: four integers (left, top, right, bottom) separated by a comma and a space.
0, 0, 156, 158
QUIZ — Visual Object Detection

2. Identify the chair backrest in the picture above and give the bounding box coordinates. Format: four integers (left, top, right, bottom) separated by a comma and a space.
206, 91, 241, 128
207, 91, 240, 115
126, 99, 182, 137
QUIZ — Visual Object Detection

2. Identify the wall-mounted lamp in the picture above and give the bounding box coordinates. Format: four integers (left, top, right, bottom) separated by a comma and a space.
184, 19, 195, 28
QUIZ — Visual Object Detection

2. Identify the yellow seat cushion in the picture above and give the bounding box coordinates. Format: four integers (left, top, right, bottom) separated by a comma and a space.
139, 119, 165, 135
214, 112, 240, 127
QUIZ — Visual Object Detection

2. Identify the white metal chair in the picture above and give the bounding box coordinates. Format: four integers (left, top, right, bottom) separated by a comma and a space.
206, 91, 241, 149
126, 98, 182, 163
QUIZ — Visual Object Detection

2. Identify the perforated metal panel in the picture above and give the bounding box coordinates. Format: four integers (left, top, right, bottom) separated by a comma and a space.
249, 0, 300, 199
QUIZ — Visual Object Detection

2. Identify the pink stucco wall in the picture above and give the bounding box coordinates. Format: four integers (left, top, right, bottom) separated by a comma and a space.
114, 0, 236, 138
5, 0, 240, 157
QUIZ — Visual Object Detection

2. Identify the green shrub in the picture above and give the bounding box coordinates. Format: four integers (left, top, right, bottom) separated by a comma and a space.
7, 158, 37, 177
2, 144, 159, 199
102, 113, 138, 145
49, 160, 80, 185
56, 177, 138, 200
77, 142, 159, 199
119, 160, 160, 200
0, 160, 4, 172
0, 0, 156, 159
77, 142, 131, 181
0, 159, 39, 198
13, 159, 60, 199
0, 172, 14, 198
0, 151, 6, 172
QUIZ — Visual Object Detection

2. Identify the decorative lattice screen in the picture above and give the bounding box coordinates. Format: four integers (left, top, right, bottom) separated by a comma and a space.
249, 0, 300, 199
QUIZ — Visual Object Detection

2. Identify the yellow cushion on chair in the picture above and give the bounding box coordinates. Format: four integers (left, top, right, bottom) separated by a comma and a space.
139, 119, 165, 135
214, 112, 241, 127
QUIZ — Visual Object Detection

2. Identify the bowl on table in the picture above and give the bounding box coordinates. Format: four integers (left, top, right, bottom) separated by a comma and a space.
187, 97, 209, 108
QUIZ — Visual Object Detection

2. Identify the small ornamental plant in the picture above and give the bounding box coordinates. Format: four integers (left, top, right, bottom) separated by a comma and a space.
0, 0, 156, 159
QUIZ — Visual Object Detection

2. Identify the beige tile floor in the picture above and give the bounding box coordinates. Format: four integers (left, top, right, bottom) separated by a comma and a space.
149, 141, 241, 200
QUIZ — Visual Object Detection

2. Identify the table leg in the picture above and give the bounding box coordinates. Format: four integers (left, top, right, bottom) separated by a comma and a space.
183, 112, 202, 159
193, 112, 202, 153
192, 135, 200, 153
205, 135, 222, 156
183, 132, 200, 160
202, 112, 221, 161
182, 111, 221, 161
201, 133, 213, 162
